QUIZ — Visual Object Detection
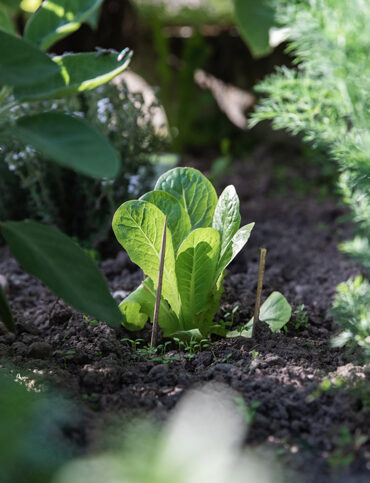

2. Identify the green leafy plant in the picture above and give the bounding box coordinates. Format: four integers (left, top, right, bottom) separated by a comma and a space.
0, 0, 133, 331
113, 167, 291, 339
0, 81, 166, 244
331, 276, 370, 360
250, 0, 370, 355
227, 291, 292, 338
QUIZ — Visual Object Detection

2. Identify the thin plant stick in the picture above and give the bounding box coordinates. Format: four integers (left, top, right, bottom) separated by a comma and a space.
252, 248, 267, 338
151, 216, 167, 348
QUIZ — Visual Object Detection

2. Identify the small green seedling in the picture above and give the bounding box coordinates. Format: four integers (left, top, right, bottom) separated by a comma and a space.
113, 167, 291, 341
251, 350, 259, 360
218, 305, 239, 330
293, 304, 309, 330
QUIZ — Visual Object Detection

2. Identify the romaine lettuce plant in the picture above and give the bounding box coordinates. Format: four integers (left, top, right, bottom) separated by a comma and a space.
113, 167, 291, 339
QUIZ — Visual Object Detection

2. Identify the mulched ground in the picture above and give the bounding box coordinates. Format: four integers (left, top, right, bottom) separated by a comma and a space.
0, 144, 369, 482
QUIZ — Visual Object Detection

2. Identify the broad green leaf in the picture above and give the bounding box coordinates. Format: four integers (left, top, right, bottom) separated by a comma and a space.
155, 167, 218, 230
227, 291, 291, 338
0, 6, 16, 34
140, 190, 191, 252
120, 278, 179, 335
112, 200, 180, 315
216, 223, 255, 279
212, 185, 241, 260
0, 284, 15, 332
14, 50, 132, 101
24, 0, 104, 50
0, 221, 122, 326
176, 228, 220, 330
254, 291, 292, 332
233, 0, 275, 58
13, 112, 120, 179
0, 30, 61, 88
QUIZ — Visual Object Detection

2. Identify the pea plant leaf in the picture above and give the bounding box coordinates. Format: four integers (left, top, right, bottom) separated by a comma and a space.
0, 284, 15, 333
154, 167, 218, 230
13, 112, 120, 179
227, 291, 291, 338
14, 50, 132, 101
119, 278, 179, 335
112, 200, 181, 316
24, 0, 104, 50
255, 291, 292, 332
0, 30, 61, 88
176, 228, 220, 330
140, 190, 191, 252
0, 220, 122, 327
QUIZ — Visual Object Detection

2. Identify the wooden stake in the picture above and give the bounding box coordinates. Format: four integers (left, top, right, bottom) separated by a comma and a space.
252, 248, 267, 338
151, 216, 167, 348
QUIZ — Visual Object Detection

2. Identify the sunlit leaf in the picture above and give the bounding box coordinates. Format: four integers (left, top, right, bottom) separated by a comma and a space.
24, 0, 104, 50
14, 50, 132, 101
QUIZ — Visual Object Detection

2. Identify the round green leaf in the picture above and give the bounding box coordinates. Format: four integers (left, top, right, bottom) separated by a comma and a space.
155, 167, 218, 230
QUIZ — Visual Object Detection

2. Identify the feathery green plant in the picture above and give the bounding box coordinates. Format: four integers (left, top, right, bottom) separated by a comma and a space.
250, 0, 370, 356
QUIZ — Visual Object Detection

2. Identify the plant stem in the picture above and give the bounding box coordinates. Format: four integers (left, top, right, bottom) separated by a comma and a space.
151, 216, 167, 348
252, 248, 267, 338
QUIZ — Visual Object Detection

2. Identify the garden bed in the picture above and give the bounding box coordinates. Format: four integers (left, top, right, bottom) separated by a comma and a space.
0, 146, 368, 482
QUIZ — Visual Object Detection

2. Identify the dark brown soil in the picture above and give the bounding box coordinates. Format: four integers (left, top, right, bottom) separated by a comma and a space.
0, 145, 369, 482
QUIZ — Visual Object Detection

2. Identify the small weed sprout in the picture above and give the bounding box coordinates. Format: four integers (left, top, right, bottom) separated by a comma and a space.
293, 304, 309, 330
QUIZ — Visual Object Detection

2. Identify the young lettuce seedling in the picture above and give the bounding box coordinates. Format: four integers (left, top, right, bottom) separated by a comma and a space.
113, 167, 290, 340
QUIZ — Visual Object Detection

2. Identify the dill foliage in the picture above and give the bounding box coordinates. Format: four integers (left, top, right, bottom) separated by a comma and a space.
251, 0, 370, 354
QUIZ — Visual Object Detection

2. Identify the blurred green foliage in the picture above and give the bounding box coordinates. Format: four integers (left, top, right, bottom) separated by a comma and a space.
0, 372, 76, 483
0, 81, 166, 245
132, 0, 234, 27
250, 0, 370, 354
331, 276, 370, 361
